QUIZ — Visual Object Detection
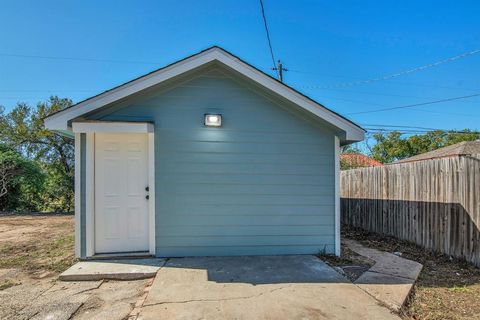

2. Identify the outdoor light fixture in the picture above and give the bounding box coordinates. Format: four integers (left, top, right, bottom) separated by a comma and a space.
204, 114, 222, 127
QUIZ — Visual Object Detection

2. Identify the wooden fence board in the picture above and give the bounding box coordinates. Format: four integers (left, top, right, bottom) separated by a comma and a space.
341, 155, 480, 267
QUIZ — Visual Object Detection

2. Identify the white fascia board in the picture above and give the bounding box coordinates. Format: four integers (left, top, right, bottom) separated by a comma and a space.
72, 121, 154, 133
45, 47, 364, 142
45, 51, 218, 131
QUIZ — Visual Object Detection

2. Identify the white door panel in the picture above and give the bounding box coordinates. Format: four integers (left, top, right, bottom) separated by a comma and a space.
95, 133, 149, 253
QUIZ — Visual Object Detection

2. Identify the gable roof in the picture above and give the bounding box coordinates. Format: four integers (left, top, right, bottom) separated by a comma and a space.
396, 140, 480, 163
44, 46, 365, 143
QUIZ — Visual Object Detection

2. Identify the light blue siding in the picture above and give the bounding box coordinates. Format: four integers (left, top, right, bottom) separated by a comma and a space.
85, 66, 337, 256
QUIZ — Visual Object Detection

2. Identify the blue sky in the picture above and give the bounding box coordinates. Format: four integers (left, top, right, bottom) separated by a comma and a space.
1, 0, 479, 136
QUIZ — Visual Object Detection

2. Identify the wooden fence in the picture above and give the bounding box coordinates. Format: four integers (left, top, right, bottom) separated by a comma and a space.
341, 155, 480, 267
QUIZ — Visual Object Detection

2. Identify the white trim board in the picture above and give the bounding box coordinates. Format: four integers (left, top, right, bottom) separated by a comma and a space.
334, 135, 341, 256
83, 128, 155, 258
85, 133, 95, 257
148, 132, 156, 255
45, 47, 364, 143
74, 133, 81, 258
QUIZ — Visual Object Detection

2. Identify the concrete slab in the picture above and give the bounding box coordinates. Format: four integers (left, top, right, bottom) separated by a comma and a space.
59, 258, 166, 281
29, 301, 84, 320
0, 277, 59, 319
2, 277, 150, 320
369, 257, 423, 281
13, 280, 102, 320
74, 279, 149, 320
159, 255, 347, 285
345, 239, 423, 312
345, 239, 423, 280
139, 255, 399, 320
356, 271, 415, 312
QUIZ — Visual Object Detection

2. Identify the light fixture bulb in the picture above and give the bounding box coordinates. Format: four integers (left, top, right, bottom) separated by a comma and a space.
205, 114, 222, 127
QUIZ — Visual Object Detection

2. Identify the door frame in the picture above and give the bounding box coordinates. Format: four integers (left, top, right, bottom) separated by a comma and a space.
73, 121, 156, 257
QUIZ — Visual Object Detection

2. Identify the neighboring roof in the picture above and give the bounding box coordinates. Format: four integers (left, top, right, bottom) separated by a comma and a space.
396, 140, 480, 164
340, 154, 383, 167
44, 46, 364, 143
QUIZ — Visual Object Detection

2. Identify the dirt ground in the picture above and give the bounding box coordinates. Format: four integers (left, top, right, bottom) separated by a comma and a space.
320, 244, 375, 282
0, 214, 150, 320
0, 214, 76, 274
2, 214, 479, 320
344, 226, 480, 320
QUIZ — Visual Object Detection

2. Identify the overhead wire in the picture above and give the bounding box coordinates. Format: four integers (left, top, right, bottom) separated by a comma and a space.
0, 52, 160, 65
298, 48, 480, 89
346, 92, 480, 115
365, 128, 480, 134
258, 0, 278, 77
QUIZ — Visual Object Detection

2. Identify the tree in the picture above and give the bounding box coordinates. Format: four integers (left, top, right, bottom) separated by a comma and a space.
0, 152, 20, 198
0, 145, 45, 211
0, 96, 74, 211
341, 144, 362, 154
371, 130, 480, 163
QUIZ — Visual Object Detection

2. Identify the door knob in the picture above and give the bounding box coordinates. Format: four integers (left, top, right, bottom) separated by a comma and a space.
145, 186, 149, 192
146, 195, 150, 200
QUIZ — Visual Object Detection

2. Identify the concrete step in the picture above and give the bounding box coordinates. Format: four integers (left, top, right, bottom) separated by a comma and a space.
59, 258, 166, 281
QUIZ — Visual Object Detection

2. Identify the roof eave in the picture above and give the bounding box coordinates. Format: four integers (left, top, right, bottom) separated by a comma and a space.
44, 46, 365, 143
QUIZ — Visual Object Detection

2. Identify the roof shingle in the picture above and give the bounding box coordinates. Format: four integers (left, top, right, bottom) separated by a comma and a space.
395, 140, 480, 164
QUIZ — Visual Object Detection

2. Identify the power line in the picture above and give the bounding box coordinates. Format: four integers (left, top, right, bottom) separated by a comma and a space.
300, 80, 479, 92
258, 0, 278, 77
361, 124, 441, 130
313, 95, 480, 118
306, 85, 480, 103
3, 49, 475, 93
0, 86, 477, 105
311, 94, 480, 117
347, 92, 480, 115
360, 123, 480, 134
407, 107, 480, 118
285, 69, 479, 92
300, 48, 480, 89
3, 51, 477, 93
1, 91, 479, 118
0, 90, 97, 93
365, 128, 480, 135
365, 127, 480, 133
0, 52, 161, 65
365, 128, 432, 133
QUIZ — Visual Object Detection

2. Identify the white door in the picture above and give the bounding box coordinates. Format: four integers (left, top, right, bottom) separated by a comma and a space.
94, 133, 149, 253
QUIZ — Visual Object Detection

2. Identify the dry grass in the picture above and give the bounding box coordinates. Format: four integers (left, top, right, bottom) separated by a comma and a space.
0, 214, 76, 274
344, 226, 480, 320
0, 279, 19, 290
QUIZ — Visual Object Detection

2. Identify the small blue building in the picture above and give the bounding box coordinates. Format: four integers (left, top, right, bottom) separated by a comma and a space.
45, 47, 364, 259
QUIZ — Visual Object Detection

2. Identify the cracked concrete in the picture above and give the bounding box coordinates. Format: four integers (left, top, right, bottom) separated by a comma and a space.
1, 248, 419, 319
138, 255, 399, 320
4, 280, 102, 320
143, 284, 293, 307
0, 276, 57, 319
73, 279, 149, 320
0, 272, 149, 320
